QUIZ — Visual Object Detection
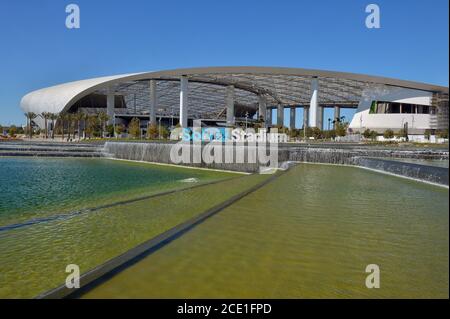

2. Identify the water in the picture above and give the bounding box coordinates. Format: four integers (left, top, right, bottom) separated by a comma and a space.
82, 164, 449, 299
0, 157, 235, 226
1, 158, 448, 298
380, 157, 449, 168
0, 158, 266, 298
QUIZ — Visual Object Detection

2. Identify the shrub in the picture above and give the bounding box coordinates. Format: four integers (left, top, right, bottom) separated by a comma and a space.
383, 129, 394, 139
396, 128, 407, 139
8, 125, 17, 137
335, 123, 347, 137
437, 129, 448, 139
324, 129, 336, 139
311, 127, 323, 140
424, 129, 432, 140
289, 129, 298, 138
115, 124, 125, 135
106, 124, 114, 137
362, 129, 372, 139
369, 130, 378, 141
147, 123, 159, 139
160, 126, 170, 139
128, 118, 141, 139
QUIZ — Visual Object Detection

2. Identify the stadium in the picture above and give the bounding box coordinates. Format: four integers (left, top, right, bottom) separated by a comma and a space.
20, 66, 449, 139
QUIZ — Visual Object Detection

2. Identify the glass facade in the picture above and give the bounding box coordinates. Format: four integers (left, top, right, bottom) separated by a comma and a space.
370, 101, 435, 114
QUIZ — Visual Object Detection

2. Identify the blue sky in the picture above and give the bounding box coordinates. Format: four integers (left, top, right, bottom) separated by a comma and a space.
0, 0, 448, 126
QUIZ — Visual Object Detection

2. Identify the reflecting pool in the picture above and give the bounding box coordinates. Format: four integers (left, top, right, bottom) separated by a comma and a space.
82, 164, 449, 299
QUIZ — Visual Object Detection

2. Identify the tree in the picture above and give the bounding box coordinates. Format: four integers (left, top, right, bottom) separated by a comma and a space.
40, 112, 51, 139
128, 117, 141, 139
147, 123, 158, 139
24, 112, 37, 138
289, 128, 299, 139
115, 124, 125, 136
276, 125, 290, 135
81, 113, 89, 139
424, 129, 431, 140
49, 113, 58, 139
85, 115, 98, 139
311, 127, 323, 140
74, 112, 84, 140
437, 129, 448, 139
66, 113, 74, 141
106, 124, 114, 137
160, 126, 170, 139
396, 128, 407, 140
8, 125, 17, 137
98, 112, 109, 137
335, 122, 347, 137
370, 130, 378, 141
324, 129, 336, 140
57, 113, 66, 140
363, 129, 372, 139
383, 129, 394, 139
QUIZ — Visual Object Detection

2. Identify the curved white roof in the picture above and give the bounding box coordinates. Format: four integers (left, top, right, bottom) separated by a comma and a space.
20, 67, 449, 116
20, 73, 143, 114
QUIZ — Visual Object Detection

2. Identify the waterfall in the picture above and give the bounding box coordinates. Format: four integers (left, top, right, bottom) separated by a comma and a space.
103, 141, 448, 185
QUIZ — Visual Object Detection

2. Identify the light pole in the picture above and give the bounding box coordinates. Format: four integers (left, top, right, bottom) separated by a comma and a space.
113, 113, 116, 139
303, 114, 306, 141
158, 116, 162, 139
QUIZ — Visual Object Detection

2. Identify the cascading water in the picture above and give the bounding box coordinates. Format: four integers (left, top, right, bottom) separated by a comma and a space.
103, 141, 449, 185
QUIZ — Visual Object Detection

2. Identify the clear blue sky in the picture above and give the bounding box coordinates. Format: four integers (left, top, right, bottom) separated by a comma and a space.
0, 0, 448, 126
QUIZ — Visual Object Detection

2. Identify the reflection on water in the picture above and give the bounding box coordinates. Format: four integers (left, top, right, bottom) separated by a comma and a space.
0, 158, 235, 226
83, 164, 449, 299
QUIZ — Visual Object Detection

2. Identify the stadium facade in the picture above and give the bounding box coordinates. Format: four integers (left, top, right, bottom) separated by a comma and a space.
20, 67, 449, 136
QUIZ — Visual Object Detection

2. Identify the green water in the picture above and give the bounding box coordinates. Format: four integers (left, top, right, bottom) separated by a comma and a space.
82, 164, 449, 299
0, 158, 266, 298
0, 157, 235, 226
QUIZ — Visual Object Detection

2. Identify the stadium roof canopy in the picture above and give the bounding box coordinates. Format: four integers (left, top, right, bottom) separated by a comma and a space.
21, 66, 449, 120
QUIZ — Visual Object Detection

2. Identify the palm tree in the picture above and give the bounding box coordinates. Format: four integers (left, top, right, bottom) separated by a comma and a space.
24, 112, 37, 139
82, 113, 89, 140
74, 112, 84, 140
66, 113, 74, 141
98, 112, 109, 138
24, 113, 29, 138
86, 115, 98, 139
49, 113, 58, 139
58, 113, 66, 141
40, 112, 51, 139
